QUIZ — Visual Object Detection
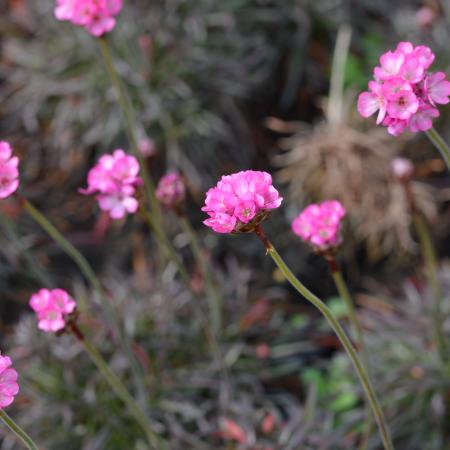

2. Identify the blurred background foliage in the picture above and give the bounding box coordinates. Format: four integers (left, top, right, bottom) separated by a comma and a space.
1, 0, 450, 449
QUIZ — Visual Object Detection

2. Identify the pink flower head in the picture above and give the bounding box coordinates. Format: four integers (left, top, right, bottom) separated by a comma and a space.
54, 0, 123, 37
0, 354, 19, 409
29, 288, 76, 333
0, 142, 19, 199
80, 149, 142, 220
202, 170, 283, 234
156, 172, 186, 208
358, 42, 449, 135
292, 200, 346, 251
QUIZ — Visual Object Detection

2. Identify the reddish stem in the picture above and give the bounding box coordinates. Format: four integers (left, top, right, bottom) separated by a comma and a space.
254, 225, 273, 251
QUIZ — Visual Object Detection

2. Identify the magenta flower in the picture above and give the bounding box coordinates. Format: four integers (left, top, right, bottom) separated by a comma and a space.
0, 354, 19, 409
80, 149, 142, 220
202, 170, 283, 234
292, 200, 346, 251
0, 141, 19, 199
358, 42, 450, 136
29, 288, 76, 333
54, 0, 123, 37
156, 172, 186, 208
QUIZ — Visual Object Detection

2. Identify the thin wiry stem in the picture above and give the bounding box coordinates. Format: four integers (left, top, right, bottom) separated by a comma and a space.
0, 410, 39, 450
254, 226, 394, 450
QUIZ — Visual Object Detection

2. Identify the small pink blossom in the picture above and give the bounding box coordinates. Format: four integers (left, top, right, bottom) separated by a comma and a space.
386, 91, 419, 120
0, 354, 19, 409
358, 42, 449, 136
54, 0, 123, 37
138, 138, 156, 157
29, 288, 76, 333
292, 200, 346, 251
80, 149, 142, 220
202, 171, 282, 234
357, 82, 387, 124
423, 72, 450, 106
391, 158, 414, 182
374, 51, 405, 81
0, 142, 19, 199
155, 172, 186, 208
408, 103, 439, 132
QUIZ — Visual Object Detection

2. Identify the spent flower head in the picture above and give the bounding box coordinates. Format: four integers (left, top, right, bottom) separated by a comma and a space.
202, 170, 282, 233
0, 141, 19, 199
358, 42, 450, 136
80, 149, 142, 219
156, 172, 186, 209
292, 200, 346, 252
0, 354, 19, 409
29, 288, 77, 333
54, 0, 123, 37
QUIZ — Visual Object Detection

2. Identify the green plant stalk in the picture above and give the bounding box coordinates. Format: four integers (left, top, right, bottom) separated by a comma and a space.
0, 410, 39, 450
22, 199, 148, 406
69, 324, 163, 450
139, 207, 191, 285
254, 226, 394, 450
179, 215, 222, 334
412, 212, 448, 362
97, 37, 161, 222
327, 256, 372, 450
425, 127, 450, 172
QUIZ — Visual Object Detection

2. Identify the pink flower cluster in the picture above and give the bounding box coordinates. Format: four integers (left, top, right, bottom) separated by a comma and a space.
0, 355, 19, 409
358, 42, 450, 136
202, 171, 283, 234
80, 149, 142, 220
156, 172, 186, 208
29, 289, 76, 333
0, 141, 19, 199
292, 200, 346, 251
54, 0, 123, 37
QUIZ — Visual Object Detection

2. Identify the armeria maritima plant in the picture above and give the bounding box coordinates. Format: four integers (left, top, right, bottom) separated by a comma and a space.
203, 170, 394, 450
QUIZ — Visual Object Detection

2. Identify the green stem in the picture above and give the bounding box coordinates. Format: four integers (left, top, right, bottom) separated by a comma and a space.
254, 227, 394, 450
22, 198, 148, 407
0, 410, 39, 450
139, 207, 191, 285
23, 199, 102, 293
179, 215, 222, 334
412, 212, 447, 361
97, 37, 161, 222
70, 324, 164, 450
425, 127, 450, 172
327, 256, 372, 450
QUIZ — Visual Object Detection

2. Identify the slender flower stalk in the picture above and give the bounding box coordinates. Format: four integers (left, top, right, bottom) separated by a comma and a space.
413, 212, 447, 361
138, 206, 190, 285
22, 198, 147, 403
254, 226, 394, 450
392, 158, 448, 362
0, 410, 39, 450
97, 37, 161, 221
179, 215, 222, 334
326, 255, 372, 450
425, 127, 450, 172
68, 323, 164, 450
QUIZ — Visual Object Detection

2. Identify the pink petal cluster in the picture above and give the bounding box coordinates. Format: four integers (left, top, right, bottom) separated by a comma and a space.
54, 0, 123, 37
156, 172, 186, 208
292, 200, 346, 250
0, 141, 19, 199
358, 42, 450, 136
29, 288, 76, 333
0, 354, 19, 409
202, 170, 283, 234
80, 149, 142, 220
